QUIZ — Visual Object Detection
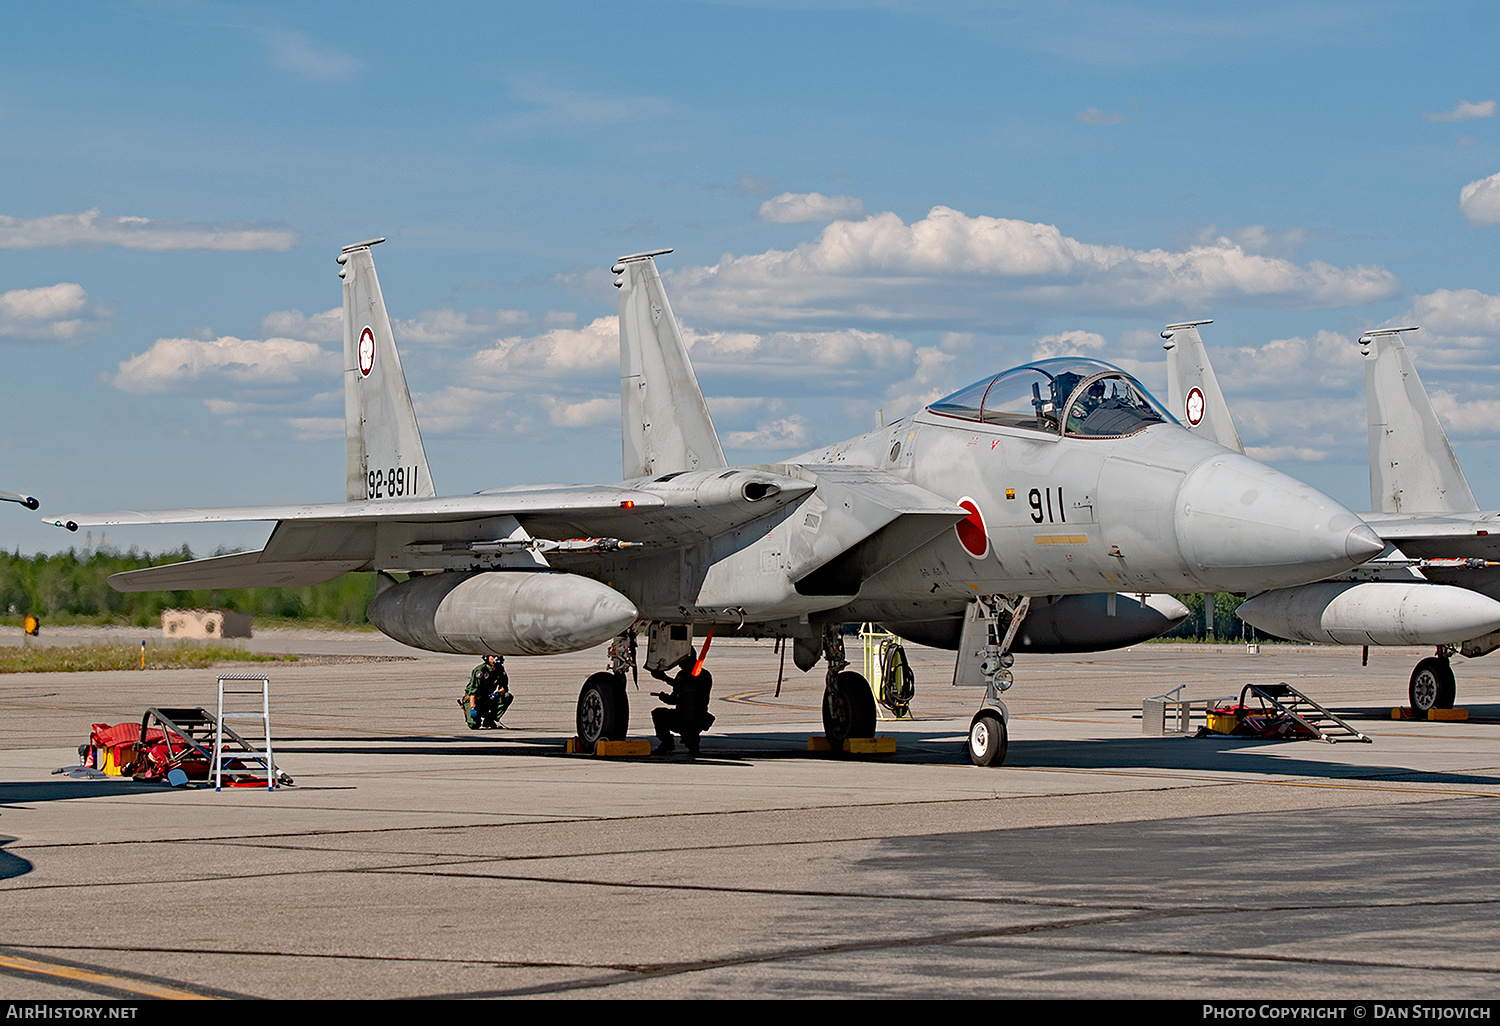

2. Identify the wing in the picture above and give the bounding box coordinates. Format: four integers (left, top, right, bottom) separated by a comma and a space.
58, 469, 820, 591
0, 489, 38, 510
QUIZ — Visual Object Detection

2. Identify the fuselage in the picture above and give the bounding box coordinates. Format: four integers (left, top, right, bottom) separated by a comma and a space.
591, 360, 1382, 628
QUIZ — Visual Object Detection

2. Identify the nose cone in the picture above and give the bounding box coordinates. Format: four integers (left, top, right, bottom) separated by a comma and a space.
1174, 454, 1383, 592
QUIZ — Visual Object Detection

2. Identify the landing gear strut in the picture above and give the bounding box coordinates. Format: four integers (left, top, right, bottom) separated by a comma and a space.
575, 631, 636, 752
820, 626, 875, 751
961, 595, 1030, 768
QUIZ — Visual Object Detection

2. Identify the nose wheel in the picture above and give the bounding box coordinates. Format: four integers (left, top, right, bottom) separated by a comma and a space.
967, 712, 1007, 767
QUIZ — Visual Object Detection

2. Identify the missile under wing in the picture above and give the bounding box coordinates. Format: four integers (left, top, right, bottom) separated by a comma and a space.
53, 242, 1381, 765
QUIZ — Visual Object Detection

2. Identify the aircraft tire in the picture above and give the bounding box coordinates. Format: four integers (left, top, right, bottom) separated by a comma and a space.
1409, 658, 1456, 713
967, 712, 1007, 767
577, 671, 629, 751
822, 671, 876, 751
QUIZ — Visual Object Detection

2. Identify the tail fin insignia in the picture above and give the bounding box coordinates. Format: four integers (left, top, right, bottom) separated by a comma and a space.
339, 239, 437, 502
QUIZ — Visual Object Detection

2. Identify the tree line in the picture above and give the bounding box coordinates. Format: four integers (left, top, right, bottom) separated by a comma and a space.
0, 548, 376, 627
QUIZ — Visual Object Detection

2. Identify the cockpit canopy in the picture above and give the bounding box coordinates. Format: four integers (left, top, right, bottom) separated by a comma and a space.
927, 358, 1174, 438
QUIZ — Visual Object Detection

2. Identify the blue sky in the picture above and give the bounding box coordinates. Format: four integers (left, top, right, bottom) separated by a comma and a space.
4, 0, 1500, 556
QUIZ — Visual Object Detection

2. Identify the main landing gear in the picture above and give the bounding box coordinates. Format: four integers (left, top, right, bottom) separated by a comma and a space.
574, 632, 634, 753
1409, 652, 1457, 714
819, 627, 876, 752
961, 595, 1030, 768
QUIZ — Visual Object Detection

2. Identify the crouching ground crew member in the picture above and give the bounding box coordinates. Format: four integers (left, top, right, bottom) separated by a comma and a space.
460, 654, 511, 729
650, 651, 714, 757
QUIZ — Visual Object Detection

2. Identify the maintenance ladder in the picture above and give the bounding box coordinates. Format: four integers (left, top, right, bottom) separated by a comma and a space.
1236, 682, 1371, 743
214, 674, 280, 790
1144, 681, 1371, 743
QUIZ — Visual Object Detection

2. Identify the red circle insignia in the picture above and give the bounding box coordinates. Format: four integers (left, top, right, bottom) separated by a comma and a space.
1185, 386, 1205, 426
955, 497, 989, 559
358, 326, 376, 377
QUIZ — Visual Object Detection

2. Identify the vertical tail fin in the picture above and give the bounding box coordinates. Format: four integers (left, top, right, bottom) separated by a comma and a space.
339, 239, 436, 501
1361, 327, 1477, 514
614, 250, 726, 479
1161, 319, 1244, 454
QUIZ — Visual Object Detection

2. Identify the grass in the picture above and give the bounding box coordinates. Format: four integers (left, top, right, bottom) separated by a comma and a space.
0, 643, 298, 674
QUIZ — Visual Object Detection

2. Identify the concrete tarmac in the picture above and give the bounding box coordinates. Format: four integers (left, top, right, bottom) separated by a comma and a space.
1, 634, 1498, 1000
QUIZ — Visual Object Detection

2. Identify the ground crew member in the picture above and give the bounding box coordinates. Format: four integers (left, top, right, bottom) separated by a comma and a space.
460, 654, 511, 729
649, 651, 714, 757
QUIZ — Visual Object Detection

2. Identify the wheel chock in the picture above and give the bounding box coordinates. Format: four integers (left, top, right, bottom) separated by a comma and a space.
566, 737, 652, 757
1392, 707, 1470, 721
807, 736, 896, 754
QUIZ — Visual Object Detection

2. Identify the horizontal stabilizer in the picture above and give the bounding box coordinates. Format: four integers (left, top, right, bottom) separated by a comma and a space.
108, 551, 366, 592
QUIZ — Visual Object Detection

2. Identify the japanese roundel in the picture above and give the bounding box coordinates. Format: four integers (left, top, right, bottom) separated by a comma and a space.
955, 497, 989, 559
1185, 386, 1205, 426
358, 326, 376, 377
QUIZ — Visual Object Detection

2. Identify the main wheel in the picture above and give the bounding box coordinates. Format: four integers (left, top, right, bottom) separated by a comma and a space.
822, 670, 876, 751
1409, 657, 1456, 713
576, 671, 629, 751
967, 712, 1007, 767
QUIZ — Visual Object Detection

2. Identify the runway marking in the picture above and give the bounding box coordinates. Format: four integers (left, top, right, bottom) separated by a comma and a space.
0, 951, 213, 999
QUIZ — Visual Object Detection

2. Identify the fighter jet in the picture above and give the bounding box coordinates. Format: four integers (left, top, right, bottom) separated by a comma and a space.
51, 242, 1382, 765
1, 489, 38, 510
1163, 322, 1500, 713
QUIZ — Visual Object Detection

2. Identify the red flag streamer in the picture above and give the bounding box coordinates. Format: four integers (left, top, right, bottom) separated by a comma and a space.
692, 624, 716, 677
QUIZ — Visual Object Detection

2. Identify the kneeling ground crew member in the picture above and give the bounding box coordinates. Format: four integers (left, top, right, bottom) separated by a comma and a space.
650, 652, 714, 757
460, 654, 512, 729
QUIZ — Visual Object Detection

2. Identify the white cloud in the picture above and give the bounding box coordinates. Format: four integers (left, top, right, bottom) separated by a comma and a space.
671, 206, 1399, 329
470, 317, 617, 381
1427, 391, 1500, 437
758, 192, 866, 224
0, 282, 109, 341
1400, 288, 1500, 342
724, 416, 809, 450
414, 386, 498, 434
260, 307, 342, 343
0, 209, 300, 252
261, 305, 536, 347
1030, 330, 1107, 360
1459, 173, 1500, 226
113, 336, 337, 394
1182, 223, 1315, 257
1423, 99, 1498, 123
544, 396, 616, 428
1075, 107, 1126, 126
395, 306, 531, 344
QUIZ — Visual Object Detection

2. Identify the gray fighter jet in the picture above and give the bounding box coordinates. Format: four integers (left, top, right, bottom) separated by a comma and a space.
52, 242, 1382, 765
1164, 322, 1500, 713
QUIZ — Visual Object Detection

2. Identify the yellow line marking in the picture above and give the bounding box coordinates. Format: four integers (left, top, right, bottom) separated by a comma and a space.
1033, 534, 1089, 545
0, 953, 212, 999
